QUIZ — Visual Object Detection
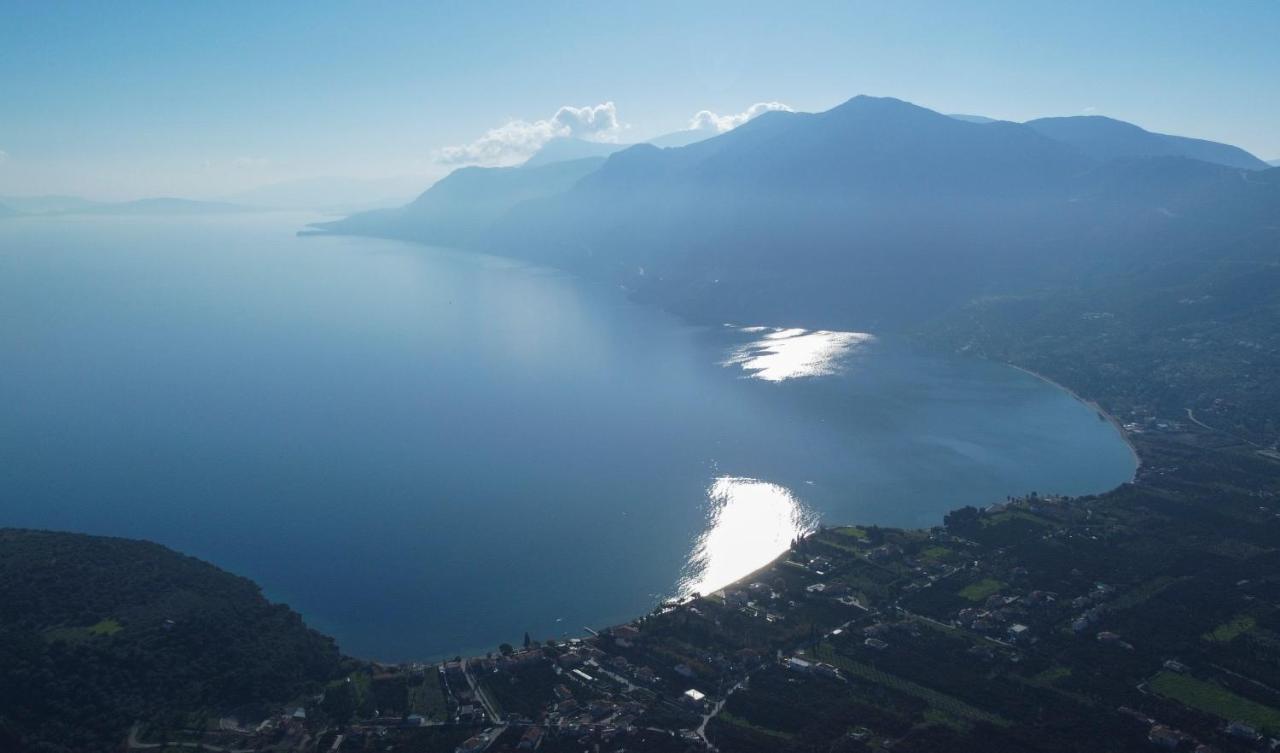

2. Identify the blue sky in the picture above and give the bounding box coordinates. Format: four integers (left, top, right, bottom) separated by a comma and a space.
2, 1, 1277, 199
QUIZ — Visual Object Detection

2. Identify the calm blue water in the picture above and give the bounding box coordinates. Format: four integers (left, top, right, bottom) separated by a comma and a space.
0, 213, 1135, 660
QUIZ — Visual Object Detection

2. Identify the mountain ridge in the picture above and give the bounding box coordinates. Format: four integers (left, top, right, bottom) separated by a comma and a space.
1025, 114, 1269, 170
319, 95, 1279, 329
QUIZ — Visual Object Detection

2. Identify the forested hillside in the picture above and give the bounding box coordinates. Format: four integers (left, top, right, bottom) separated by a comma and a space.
0, 529, 346, 752
925, 225, 1280, 446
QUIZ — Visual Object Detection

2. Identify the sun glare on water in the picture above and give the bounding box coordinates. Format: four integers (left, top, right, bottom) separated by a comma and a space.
679, 477, 817, 598
723, 326, 874, 382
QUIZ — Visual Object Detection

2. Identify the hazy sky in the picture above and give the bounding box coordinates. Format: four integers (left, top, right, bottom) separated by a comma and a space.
2, 1, 1277, 200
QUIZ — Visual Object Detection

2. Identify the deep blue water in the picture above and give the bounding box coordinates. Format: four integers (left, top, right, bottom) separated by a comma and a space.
0, 213, 1135, 660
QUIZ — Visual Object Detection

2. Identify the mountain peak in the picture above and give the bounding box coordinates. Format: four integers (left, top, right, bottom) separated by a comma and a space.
827, 94, 935, 116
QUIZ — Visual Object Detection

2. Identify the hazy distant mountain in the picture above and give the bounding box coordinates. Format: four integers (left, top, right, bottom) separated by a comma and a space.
1025, 115, 1269, 170
0, 195, 102, 214
573, 96, 1089, 196
646, 129, 716, 148
481, 96, 1098, 323
488, 97, 1278, 325
523, 132, 714, 168
222, 175, 425, 213
1269, 158, 1280, 167
0, 195, 249, 216
948, 113, 1000, 124
324, 95, 1279, 329
522, 138, 630, 168
315, 156, 606, 246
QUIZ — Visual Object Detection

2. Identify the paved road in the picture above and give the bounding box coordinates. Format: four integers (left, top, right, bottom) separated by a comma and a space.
695, 677, 747, 751
462, 662, 505, 723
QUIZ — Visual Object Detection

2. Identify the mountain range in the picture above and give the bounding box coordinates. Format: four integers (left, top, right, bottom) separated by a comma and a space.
318, 156, 609, 248
318, 96, 1278, 330
522, 129, 716, 168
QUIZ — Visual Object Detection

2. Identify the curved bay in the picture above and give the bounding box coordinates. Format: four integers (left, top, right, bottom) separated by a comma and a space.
0, 214, 1135, 660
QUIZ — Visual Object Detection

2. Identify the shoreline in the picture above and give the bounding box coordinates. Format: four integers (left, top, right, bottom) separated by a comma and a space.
1005, 362, 1143, 476
390, 356, 1148, 663
304, 231, 1149, 656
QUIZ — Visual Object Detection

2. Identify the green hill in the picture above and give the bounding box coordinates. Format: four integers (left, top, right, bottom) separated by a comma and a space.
0, 528, 345, 752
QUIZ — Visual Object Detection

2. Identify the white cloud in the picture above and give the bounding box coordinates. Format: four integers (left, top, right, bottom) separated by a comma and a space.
689, 101, 793, 133
437, 102, 625, 166
1082, 106, 1098, 115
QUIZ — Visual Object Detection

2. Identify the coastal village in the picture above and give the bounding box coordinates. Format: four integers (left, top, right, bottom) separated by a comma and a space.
125, 414, 1280, 753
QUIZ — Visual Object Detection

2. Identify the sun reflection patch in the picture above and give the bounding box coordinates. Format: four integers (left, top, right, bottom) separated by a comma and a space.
679, 477, 817, 598
723, 326, 874, 381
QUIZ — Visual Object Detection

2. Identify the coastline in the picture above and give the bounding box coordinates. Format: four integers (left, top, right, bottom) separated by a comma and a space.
406, 357, 1148, 661
1005, 362, 1143, 476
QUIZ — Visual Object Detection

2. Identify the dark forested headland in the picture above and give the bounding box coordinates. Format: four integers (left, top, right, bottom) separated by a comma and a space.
0, 529, 346, 752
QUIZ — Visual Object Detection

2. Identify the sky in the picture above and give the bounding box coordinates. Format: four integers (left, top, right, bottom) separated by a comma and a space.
1, 1, 1277, 200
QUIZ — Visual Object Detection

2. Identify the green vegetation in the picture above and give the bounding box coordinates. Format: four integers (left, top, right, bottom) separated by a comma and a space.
1031, 666, 1072, 685
1204, 614, 1257, 643
41, 617, 124, 643
1108, 576, 1179, 611
0, 529, 344, 753
716, 711, 796, 740
812, 643, 1008, 727
958, 578, 1004, 602
981, 510, 1051, 528
89, 618, 123, 636
408, 673, 450, 721
918, 545, 954, 562
926, 237, 1280, 448
1150, 671, 1280, 733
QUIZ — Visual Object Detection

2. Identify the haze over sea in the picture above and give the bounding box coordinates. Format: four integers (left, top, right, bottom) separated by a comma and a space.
0, 213, 1135, 660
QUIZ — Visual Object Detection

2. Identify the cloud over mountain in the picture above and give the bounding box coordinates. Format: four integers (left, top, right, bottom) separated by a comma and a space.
438, 102, 624, 166
689, 101, 793, 132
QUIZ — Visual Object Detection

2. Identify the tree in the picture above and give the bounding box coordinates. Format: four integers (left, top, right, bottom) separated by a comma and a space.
320, 680, 356, 724
944, 506, 981, 532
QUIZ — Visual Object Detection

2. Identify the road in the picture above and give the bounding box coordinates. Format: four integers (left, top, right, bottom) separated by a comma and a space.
462, 662, 505, 723
694, 676, 748, 751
